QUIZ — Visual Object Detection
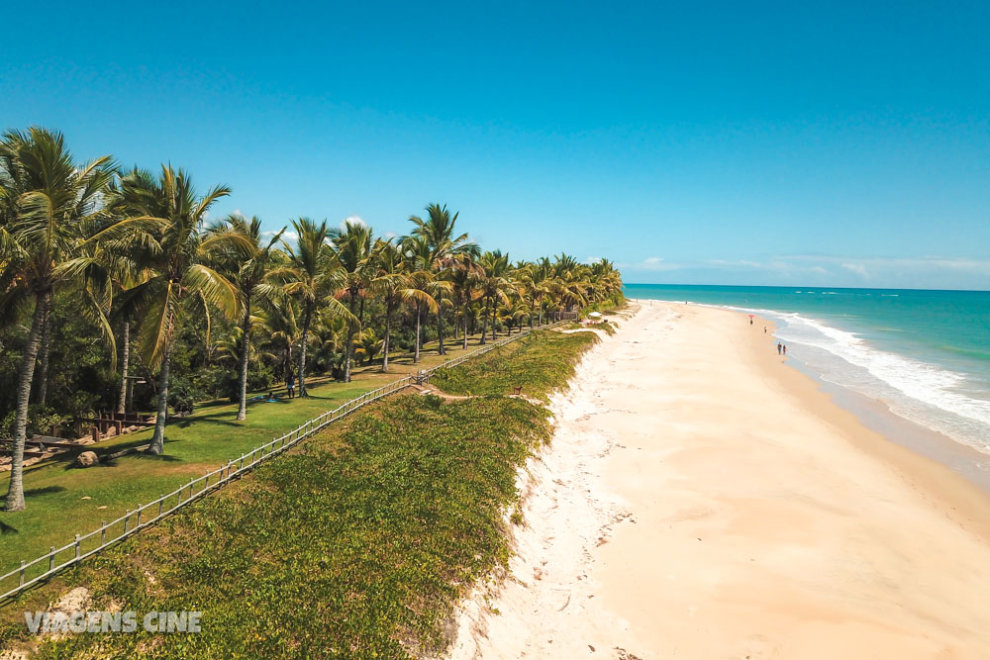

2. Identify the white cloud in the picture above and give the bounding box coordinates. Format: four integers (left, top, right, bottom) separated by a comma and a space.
619, 256, 680, 272
842, 262, 868, 277
264, 229, 298, 245
340, 215, 366, 231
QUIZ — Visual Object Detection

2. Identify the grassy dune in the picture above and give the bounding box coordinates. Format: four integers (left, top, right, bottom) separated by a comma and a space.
1, 329, 598, 658
0, 334, 519, 573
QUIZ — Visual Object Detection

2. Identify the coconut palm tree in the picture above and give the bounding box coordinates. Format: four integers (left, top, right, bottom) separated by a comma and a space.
269, 218, 352, 396
255, 293, 300, 383
214, 215, 284, 420
1, 128, 115, 511
331, 219, 374, 381
408, 203, 477, 355
370, 238, 439, 371
108, 165, 247, 455
442, 252, 483, 349
478, 250, 513, 342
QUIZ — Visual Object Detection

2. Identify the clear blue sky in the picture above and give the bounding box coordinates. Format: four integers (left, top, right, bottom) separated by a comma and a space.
3, 1, 988, 289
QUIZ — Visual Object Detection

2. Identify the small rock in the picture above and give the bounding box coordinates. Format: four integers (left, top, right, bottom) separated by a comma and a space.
74, 451, 99, 468
80, 496, 91, 500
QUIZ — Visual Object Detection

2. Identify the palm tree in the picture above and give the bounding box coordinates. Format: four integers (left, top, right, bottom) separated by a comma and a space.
109, 165, 247, 455
370, 238, 439, 371
255, 294, 300, 383
269, 218, 351, 396
1, 128, 115, 511
331, 219, 374, 381
443, 253, 483, 349
215, 215, 284, 420
408, 203, 477, 355
478, 250, 513, 343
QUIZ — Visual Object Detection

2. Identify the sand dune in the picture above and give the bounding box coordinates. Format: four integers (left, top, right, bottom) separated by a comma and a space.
448, 300, 990, 659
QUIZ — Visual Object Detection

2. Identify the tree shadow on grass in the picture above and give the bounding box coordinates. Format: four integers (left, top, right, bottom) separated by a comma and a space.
23, 486, 67, 497
130, 452, 182, 463
174, 412, 240, 429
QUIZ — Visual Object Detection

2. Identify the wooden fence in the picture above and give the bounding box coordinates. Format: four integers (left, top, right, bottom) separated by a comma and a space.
0, 324, 552, 602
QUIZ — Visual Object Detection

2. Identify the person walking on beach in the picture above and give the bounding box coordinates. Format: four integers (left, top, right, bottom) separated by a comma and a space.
783, 345, 787, 356
286, 372, 296, 399
777, 342, 782, 355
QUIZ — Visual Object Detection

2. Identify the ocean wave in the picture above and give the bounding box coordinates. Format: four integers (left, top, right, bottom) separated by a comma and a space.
775, 312, 990, 446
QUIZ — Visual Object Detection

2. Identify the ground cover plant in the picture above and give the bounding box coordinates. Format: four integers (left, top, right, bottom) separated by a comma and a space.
0, 333, 520, 575
430, 329, 599, 401
0, 330, 597, 658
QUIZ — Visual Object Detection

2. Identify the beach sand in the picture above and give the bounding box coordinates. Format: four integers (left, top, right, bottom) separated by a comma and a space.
447, 300, 990, 659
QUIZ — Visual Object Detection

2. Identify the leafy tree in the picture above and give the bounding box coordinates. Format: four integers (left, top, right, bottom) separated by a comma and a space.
109, 165, 246, 455
269, 218, 351, 396
0, 128, 115, 511
215, 215, 284, 420
408, 203, 477, 355
331, 218, 374, 381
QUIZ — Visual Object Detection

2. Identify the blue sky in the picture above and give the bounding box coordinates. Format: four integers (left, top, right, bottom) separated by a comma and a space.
3, 1, 989, 289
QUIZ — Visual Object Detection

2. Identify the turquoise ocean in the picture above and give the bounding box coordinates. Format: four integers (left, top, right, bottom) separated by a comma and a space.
624, 284, 990, 454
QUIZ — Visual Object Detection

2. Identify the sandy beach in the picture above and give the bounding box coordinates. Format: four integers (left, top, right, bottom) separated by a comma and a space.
448, 300, 990, 659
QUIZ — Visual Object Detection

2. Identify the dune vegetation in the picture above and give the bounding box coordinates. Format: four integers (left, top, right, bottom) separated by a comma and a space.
0, 329, 600, 658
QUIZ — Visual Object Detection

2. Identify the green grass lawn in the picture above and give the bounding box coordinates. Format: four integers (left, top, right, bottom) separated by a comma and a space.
0, 328, 596, 658
0, 330, 537, 576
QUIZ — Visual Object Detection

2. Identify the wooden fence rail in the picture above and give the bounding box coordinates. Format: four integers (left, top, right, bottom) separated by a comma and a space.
0, 323, 554, 602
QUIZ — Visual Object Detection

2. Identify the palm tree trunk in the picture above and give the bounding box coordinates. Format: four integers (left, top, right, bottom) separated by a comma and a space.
480, 297, 489, 344
491, 303, 498, 340
381, 298, 393, 373
462, 306, 469, 350
34, 303, 52, 406
414, 305, 422, 363
436, 307, 445, 355
298, 305, 312, 395
148, 335, 173, 456
117, 320, 130, 416
344, 302, 356, 383
236, 299, 252, 421
5, 290, 50, 512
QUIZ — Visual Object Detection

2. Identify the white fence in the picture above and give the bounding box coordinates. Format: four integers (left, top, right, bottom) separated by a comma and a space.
0, 324, 553, 602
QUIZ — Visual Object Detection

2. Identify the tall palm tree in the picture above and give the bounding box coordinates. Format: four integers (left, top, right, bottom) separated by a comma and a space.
478, 250, 512, 343
370, 238, 439, 371
213, 215, 285, 420
108, 165, 247, 455
408, 203, 477, 355
1, 128, 115, 511
269, 218, 351, 396
331, 219, 374, 381
444, 252, 482, 349
255, 294, 300, 383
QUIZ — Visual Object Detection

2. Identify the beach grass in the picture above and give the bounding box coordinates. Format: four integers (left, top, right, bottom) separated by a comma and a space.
0, 329, 596, 658
0, 334, 513, 574
430, 330, 599, 401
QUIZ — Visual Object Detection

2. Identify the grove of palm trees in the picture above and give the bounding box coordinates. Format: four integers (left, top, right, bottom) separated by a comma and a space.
0, 127, 624, 512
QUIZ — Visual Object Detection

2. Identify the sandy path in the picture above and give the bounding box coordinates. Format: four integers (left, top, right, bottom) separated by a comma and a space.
448, 300, 990, 659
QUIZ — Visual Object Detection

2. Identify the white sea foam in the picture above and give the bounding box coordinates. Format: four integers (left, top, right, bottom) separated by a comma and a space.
774, 312, 990, 452
709, 302, 990, 452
